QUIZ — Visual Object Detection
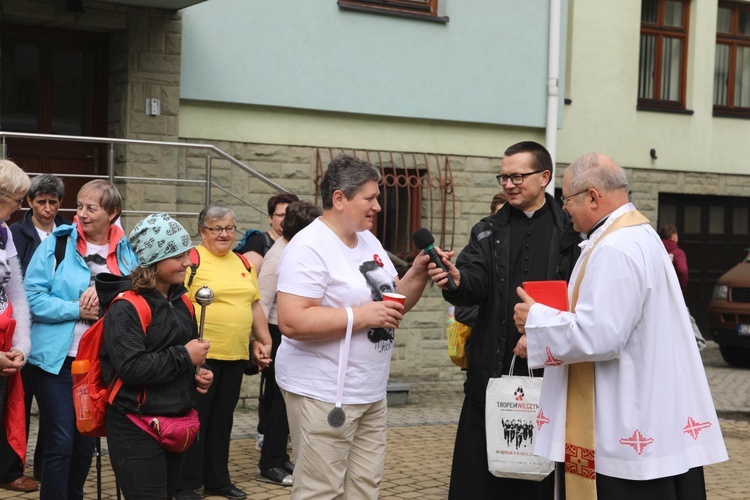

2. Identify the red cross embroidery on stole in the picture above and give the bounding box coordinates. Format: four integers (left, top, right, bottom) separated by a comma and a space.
683, 417, 712, 440
619, 430, 654, 455
544, 347, 563, 366
564, 444, 596, 479
536, 409, 550, 430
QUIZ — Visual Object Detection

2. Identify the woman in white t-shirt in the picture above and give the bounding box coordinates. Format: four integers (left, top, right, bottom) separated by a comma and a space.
276, 154, 433, 500
25, 180, 138, 500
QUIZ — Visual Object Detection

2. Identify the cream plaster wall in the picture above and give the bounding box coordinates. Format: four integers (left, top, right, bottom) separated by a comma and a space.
180, 100, 544, 159
558, 0, 750, 175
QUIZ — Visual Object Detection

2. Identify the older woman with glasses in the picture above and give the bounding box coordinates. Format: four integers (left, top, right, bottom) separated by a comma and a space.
176, 203, 272, 500
0, 160, 33, 495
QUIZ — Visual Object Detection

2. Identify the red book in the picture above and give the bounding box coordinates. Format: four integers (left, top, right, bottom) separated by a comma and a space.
522, 280, 569, 311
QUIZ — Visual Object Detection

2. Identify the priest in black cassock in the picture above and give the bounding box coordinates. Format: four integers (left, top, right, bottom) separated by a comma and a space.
433, 141, 581, 500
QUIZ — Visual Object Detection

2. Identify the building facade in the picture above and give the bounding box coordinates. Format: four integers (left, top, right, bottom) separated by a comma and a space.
177, 0, 569, 387
10, 1, 746, 394
1, 0, 571, 393
559, 0, 750, 331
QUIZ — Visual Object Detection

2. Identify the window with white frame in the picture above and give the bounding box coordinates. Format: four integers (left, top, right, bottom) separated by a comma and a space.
714, 2, 750, 117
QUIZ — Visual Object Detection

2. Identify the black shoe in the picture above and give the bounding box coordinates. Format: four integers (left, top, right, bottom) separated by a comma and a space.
257, 466, 293, 486
174, 490, 201, 500
282, 460, 295, 474
202, 485, 247, 499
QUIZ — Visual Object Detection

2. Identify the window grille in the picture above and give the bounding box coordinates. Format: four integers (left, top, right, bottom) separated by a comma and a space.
315, 148, 455, 266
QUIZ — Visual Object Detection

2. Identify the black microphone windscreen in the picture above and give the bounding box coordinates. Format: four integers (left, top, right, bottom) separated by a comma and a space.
412, 227, 435, 249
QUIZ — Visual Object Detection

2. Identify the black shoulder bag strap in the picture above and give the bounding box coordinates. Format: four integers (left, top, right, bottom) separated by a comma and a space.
263, 232, 274, 254
54, 235, 68, 272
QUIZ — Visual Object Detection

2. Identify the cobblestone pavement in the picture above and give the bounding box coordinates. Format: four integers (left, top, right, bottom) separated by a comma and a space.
1, 341, 748, 499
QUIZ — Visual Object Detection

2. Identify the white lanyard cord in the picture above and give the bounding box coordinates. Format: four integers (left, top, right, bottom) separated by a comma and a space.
334, 307, 354, 408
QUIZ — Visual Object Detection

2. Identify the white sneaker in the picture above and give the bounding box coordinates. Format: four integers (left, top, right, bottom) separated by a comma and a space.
255, 433, 264, 451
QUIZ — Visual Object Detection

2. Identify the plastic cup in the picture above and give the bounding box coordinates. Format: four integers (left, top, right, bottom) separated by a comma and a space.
382, 292, 406, 305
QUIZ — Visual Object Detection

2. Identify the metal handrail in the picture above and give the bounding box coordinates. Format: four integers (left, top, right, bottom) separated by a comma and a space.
0, 131, 291, 217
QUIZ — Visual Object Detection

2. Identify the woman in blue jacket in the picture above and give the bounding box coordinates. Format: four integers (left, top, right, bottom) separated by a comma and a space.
25, 180, 138, 500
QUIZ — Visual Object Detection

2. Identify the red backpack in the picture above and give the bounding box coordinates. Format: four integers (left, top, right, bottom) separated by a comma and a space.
72, 291, 193, 437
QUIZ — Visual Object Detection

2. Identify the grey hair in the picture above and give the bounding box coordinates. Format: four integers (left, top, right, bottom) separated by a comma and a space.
28, 174, 65, 200
566, 152, 629, 194
198, 203, 235, 228
0, 159, 31, 194
320, 154, 381, 209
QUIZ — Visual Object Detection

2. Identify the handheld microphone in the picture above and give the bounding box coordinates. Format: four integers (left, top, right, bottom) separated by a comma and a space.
412, 228, 457, 291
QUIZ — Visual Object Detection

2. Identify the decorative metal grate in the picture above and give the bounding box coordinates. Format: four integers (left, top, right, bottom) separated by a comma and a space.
315, 148, 455, 264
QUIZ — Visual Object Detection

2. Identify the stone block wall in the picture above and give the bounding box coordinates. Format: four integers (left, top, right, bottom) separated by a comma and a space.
190, 142, 750, 407
110, 8, 185, 229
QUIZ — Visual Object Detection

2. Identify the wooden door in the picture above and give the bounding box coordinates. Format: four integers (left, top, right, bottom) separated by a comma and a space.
658, 193, 750, 333
1, 23, 108, 222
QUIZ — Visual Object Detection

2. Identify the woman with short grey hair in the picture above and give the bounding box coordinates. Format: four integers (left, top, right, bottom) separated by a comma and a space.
275, 154, 433, 499
176, 203, 272, 500
11, 174, 70, 275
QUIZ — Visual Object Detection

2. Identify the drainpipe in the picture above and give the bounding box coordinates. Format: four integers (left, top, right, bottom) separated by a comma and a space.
546, 0, 562, 194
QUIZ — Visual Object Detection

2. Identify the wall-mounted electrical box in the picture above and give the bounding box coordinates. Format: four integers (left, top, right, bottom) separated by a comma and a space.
146, 98, 161, 116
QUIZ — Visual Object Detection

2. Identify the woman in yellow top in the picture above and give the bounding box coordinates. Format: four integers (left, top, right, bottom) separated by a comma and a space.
175, 204, 271, 500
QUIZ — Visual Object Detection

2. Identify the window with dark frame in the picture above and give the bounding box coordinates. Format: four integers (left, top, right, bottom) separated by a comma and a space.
638, 0, 690, 111
714, 2, 750, 117
338, 0, 447, 23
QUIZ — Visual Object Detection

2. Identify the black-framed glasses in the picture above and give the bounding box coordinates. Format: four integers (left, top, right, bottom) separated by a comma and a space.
0, 190, 24, 207
496, 170, 546, 186
203, 225, 237, 235
560, 189, 590, 206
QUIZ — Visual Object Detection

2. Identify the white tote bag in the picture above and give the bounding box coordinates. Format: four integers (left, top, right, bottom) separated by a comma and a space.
485, 357, 555, 481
